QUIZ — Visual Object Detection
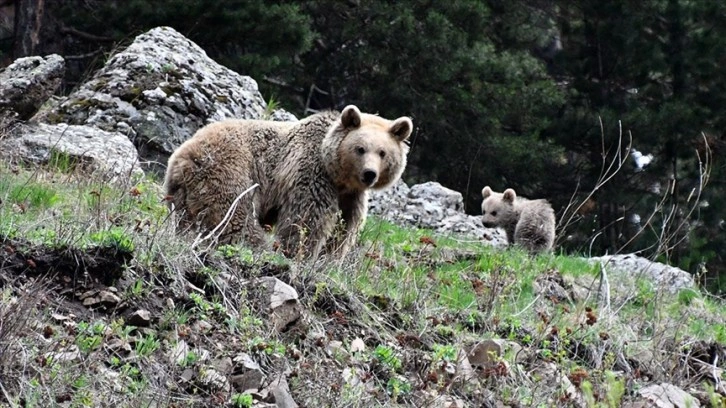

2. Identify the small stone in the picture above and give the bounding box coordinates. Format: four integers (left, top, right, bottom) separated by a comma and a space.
99, 290, 121, 305
211, 357, 233, 375
104, 338, 132, 355
268, 376, 298, 408
82, 296, 101, 306
326, 341, 346, 358
79, 290, 98, 300
350, 338, 366, 353
256, 277, 302, 332
180, 368, 194, 383
127, 309, 152, 327
230, 353, 265, 392
45, 346, 81, 363
199, 368, 230, 392
192, 320, 213, 333
168, 340, 190, 366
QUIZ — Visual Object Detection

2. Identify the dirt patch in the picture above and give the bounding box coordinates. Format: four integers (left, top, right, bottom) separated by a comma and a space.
0, 236, 133, 288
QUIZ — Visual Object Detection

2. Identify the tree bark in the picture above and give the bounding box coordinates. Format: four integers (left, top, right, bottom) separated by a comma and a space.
13, 0, 45, 57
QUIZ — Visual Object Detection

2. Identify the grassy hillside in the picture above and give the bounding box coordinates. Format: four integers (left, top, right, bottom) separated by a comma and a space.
1, 160, 725, 407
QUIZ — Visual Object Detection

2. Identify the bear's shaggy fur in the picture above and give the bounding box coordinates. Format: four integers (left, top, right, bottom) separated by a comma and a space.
481, 186, 556, 253
164, 105, 413, 259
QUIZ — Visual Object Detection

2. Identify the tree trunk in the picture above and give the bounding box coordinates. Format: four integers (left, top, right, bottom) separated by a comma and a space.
13, 0, 45, 57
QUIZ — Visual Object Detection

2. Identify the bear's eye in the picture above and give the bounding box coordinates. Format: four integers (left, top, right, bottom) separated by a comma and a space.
379, 150, 386, 158
491, 211, 497, 216
356, 146, 365, 155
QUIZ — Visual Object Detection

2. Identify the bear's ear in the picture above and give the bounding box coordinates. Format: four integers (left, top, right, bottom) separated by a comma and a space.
341, 105, 362, 128
503, 188, 516, 203
390, 117, 413, 142
481, 186, 492, 199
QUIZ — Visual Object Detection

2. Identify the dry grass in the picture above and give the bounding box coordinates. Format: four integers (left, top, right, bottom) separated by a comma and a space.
0, 159, 724, 407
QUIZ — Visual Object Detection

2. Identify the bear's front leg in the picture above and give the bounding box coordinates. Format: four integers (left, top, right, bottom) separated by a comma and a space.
324, 192, 367, 260
273, 181, 340, 260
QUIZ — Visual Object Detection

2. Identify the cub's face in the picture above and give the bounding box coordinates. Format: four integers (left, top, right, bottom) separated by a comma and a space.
481, 186, 516, 228
337, 106, 412, 191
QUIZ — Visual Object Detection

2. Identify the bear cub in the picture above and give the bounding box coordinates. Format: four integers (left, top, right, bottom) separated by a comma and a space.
481, 186, 556, 253
164, 105, 413, 260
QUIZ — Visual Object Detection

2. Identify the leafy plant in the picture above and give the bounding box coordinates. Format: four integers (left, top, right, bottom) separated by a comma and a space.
231, 393, 254, 408
373, 345, 402, 372
89, 227, 135, 252
135, 333, 160, 357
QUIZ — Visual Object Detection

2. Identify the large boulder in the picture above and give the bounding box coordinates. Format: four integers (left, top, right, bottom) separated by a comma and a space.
369, 181, 507, 247
0, 54, 64, 123
0, 123, 142, 182
588, 253, 695, 293
35, 26, 273, 172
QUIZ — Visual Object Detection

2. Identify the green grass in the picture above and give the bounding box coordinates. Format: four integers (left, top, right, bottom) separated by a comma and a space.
1, 161, 726, 407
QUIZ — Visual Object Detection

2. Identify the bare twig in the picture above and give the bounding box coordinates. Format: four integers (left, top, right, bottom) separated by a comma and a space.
191, 183, 259, 251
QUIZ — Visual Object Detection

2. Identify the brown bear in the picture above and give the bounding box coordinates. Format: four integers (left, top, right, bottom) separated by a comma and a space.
163, 105, 413, 259
480, 186, 556, 253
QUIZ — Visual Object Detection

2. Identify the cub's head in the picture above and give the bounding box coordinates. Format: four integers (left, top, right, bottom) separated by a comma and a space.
333, 105, 413, 191
480, 186, 517, 228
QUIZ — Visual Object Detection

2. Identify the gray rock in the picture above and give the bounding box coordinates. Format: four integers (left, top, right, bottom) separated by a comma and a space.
589, 254, 695, 294
199, 368, 230, 392
211, 356, 233, 376
231, 353, 265, 392
127, 309, 152, 327
37, 26, 268, 172
0, 54, 64, 122
636, 383, 700, 408
168, 340, 190, 366
255, 277, 301, 332
368, 180, 507, 247
269, 376, 299, 408
269, 108, 298, 122
99, 290, 121, 305
44, 345, 81, 363
0, 123, 143, 182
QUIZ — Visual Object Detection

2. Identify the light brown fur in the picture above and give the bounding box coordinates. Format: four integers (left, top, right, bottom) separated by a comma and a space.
481, 186, 556, 253
164, 105, 412, 259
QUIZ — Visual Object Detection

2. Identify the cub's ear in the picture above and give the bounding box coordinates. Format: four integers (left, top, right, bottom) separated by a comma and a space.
390, 117, 413, 142
341, 105, 362, 128
503, 188, 516, 203
481, 186, 493, 199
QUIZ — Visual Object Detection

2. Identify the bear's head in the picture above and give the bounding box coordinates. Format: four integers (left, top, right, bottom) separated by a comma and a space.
481, 186, 517, 228
327, 105, 413, 191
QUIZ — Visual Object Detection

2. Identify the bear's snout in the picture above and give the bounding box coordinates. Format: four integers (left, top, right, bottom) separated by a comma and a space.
362, 169, 378, 186
482, 220, 495, 228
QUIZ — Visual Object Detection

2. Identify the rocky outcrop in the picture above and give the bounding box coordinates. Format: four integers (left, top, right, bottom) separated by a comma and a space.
36, 26, 272, 172
590, 253, 695, 293
1, 123, 142, 182
0, 54, 64, 123
369, 181, 508, 248
629, 383, 701, 408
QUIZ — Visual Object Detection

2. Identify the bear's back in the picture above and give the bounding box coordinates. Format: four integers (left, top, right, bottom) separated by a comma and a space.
515, 198, 556, 251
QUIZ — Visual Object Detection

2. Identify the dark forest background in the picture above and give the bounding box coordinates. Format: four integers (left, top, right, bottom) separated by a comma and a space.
1, 0, 724, 293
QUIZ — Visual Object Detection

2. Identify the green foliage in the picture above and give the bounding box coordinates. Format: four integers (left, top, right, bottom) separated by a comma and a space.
580, 371, 625, 408
47, 149, 78, 173
8, 184, 59, 209
432, 343, 457, 363
386, 376, 411, 401
89, 227, 135, 252
232, 393, 254, 408
59, 0, 315, 82
75, 320, 106, 354
134, 333, 160, 357
294, 1, 564, 213
373, 345, 402, 372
